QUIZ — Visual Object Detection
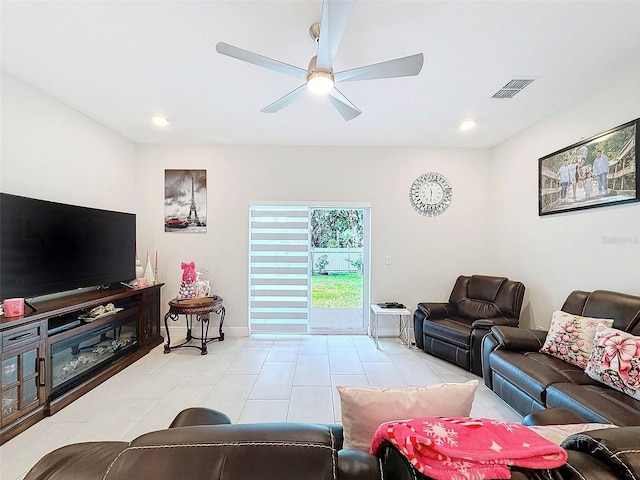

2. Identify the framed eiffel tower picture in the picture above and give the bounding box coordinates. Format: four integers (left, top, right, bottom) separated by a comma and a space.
164, 169, 207, 233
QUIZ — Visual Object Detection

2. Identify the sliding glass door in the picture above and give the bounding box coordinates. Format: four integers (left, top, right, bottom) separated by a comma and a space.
308, 208, 369, 334
249, 205, 370, 334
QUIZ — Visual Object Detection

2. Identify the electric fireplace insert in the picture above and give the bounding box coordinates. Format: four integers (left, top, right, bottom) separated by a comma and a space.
49, 314, 138, 397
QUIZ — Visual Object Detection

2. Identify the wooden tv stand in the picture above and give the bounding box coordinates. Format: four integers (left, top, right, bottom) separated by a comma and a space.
0, 284, 163, 445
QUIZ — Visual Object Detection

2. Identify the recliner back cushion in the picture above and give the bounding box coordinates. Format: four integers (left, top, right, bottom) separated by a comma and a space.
448, 275, 524, 320
582, 290, 640, 334
561, 290, 591, 316
456, 298, 501, 320
468, 275, 507, 302
112, 423, 339, 480
494, 281, 525, 318
449, 275, 470, 305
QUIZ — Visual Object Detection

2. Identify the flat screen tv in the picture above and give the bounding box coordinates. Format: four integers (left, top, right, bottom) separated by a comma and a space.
0, 193, 136, 303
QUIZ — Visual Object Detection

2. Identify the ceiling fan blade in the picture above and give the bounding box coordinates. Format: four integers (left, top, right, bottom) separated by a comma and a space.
261, 84, 308, 113
327, 87, 362, 121
316, 0, 355, 71
216, 42, 307, 80
334, 53, 424, 83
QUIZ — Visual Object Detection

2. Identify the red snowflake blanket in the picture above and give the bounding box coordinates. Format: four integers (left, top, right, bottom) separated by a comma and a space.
371, 417, 568, 480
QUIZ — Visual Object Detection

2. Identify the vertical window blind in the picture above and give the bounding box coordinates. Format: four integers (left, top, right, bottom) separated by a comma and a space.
249, 207, 310, 332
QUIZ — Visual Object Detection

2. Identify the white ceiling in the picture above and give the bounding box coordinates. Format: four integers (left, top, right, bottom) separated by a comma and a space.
2, 1, 639, 148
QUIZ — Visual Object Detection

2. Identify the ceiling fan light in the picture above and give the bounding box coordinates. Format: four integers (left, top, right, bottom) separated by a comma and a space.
306, 72, 335, 95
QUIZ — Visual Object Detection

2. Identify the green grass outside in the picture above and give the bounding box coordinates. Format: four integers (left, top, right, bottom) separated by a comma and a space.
311, 273, 363, 308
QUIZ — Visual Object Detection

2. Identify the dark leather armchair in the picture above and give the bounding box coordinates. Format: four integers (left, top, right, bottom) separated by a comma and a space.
414, 274, 525, 376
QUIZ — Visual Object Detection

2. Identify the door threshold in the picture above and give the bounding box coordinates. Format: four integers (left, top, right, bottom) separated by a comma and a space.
251, 323, 307, 334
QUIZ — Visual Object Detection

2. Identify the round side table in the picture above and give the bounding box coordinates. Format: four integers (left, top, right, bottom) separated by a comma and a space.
163, 295, 225, 355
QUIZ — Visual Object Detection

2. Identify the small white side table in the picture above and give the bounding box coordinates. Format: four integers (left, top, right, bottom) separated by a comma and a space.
369, 304, 412, 349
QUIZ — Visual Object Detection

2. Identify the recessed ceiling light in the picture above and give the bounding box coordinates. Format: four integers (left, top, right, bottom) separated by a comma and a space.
151, 115, 169, 127
459, 119, 477, 131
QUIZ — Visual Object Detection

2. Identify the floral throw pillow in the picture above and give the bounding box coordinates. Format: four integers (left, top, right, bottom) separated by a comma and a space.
540, 310, 613, 368
585, 325, 640, 401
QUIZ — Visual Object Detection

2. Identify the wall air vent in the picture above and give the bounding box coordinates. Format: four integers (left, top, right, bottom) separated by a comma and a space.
492, 77, 536, 99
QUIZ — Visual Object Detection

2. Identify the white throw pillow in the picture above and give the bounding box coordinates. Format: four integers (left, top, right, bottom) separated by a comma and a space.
337, 380, 479, 452
585, 325, 640, 401
540, 310, 613, 368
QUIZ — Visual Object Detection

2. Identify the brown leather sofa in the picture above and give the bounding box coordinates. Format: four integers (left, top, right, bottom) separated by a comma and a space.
25, 406, 640, 480
24, 408, 380, 480
482, 289, 640, 425
414, 274, 525, 376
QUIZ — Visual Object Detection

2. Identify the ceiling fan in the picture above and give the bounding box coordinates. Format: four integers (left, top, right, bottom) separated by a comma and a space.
215, 0, 424, 121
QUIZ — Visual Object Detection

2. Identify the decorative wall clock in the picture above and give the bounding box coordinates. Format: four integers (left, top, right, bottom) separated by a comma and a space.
409, 172, 453, 216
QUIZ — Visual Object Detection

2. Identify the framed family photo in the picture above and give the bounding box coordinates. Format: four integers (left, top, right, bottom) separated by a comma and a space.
538, 118, 639, 216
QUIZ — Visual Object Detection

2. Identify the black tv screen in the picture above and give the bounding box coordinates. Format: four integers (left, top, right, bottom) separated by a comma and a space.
0, 193, 136, 302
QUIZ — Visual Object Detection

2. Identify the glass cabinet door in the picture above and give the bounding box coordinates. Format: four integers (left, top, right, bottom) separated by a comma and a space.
2, 357, 20, 418
1, 344, 43, 425
2, 357, 18, 385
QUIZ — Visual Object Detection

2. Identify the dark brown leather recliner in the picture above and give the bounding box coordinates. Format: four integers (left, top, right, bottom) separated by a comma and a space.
24, 408, 380, 480
414, 275, 525, 376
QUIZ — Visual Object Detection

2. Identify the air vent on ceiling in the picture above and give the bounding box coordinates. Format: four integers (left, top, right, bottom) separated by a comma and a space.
492, 77, 536, 99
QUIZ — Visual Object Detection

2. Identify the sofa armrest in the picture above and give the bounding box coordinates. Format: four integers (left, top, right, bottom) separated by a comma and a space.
417, 302, 452, 319
490, 326, 547, 351
415, 303, 453, 350
562, 427, 640, 480
338, 449, 381, 480
472, 316, 519, 329
378, 442, 418, 480
522, 408, 588, 426
482, 332, 500, 389
24, 442, 128, 480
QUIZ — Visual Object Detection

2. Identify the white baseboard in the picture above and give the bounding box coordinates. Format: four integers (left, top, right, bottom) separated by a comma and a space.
163, 325, 412, 340
163, 325, 249, 339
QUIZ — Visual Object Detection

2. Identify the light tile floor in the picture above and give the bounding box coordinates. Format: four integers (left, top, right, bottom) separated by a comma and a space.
0, 334, 521, 480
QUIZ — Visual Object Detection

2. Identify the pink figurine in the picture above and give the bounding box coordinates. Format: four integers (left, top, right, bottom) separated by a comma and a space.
179, 261, 197, 300
181, 261, 196, 283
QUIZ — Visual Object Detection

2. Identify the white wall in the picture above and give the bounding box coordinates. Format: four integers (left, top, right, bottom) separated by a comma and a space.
1, 72, 137, 212
490, 63, 640, 329
4, 65, 639, 337
1, 71, 495, 336
136, 145, 493, 336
